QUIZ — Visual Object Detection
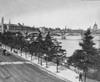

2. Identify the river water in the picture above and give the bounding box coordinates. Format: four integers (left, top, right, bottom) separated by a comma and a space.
54, 35, 100, 57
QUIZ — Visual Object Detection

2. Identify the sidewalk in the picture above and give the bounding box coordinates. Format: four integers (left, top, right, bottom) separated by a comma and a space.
5, 47, 100, 82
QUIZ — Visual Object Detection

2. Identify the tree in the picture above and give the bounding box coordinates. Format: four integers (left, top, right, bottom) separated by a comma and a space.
52, 38, 66, 73
21, 38, 30, 58
36, 31, 44, 65
7, 32, 16, 51
15, 32, 25, 56
43, 31, 66, 71
0, 31, 15, 50
28, 41, 37, 60
44, 31, 54, 68
68, 29, 99, 82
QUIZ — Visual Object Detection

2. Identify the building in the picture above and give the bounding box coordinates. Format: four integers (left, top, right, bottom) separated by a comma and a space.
0, 17, 39, 34
92, 22, 98, 33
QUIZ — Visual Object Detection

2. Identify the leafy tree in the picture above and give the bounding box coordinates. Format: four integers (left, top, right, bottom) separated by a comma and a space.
44, 32, 54, 67
51, 38, 66, 72
0, 32, 14, 49
21, 38, 29, 58
28, 41, 37, 60
15, 32, 26, 55
7, 32, 16, 51
44, 31, 66, 71
36, 31, 44, 65
68, 29, 99, 82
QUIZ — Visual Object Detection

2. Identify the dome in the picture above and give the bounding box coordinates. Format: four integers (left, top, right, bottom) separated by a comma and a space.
94, 22, 98, 27
93, 22, 98, 32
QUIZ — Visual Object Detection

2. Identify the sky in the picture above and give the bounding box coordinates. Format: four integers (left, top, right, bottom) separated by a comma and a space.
0, 0, 100, 29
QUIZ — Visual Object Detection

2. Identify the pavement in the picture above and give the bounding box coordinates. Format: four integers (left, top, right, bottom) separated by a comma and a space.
0, 48, 68, 82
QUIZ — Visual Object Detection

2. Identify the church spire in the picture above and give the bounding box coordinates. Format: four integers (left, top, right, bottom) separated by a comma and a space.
9, 19, 11, 24
1, 17, 4, 24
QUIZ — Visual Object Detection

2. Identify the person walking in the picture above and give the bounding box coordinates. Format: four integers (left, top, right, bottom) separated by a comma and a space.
79, 73, 83, 82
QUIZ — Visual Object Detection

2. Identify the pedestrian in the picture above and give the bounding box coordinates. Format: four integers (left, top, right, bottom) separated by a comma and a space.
79, 73, 83, 82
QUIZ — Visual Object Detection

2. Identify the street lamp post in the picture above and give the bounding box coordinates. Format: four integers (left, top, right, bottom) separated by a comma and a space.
55, 45, 61, 73
56, 56, 59, 73
44, 54, 48, 68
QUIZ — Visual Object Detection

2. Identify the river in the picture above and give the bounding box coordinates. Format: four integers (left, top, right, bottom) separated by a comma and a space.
54, 35, 100, 57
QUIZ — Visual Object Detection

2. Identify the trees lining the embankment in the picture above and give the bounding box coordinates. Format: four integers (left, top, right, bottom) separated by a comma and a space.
0, 31, 66, 72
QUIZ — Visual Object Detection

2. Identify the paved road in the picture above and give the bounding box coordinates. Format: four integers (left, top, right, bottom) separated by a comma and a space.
0, 49, 69, 82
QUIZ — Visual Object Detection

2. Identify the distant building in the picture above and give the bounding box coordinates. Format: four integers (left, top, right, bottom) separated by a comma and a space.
92, 22, 98, 33
89, 22, 100, 34
0, 17, 39, 34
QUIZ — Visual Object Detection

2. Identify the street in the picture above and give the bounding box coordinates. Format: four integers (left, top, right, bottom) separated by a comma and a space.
0, 49, 68, 82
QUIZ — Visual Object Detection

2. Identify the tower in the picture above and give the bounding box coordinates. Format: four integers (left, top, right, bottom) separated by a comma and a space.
9, 19, 11, 24
65, 25, 67, 33
6, 19, 11, 31
1, 17, 4, 33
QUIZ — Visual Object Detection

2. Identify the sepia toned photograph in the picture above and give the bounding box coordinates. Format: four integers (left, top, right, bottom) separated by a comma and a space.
0, 0, 100, 82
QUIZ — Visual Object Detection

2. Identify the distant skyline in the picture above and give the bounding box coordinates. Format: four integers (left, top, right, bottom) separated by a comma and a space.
0, 0, 100, 29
